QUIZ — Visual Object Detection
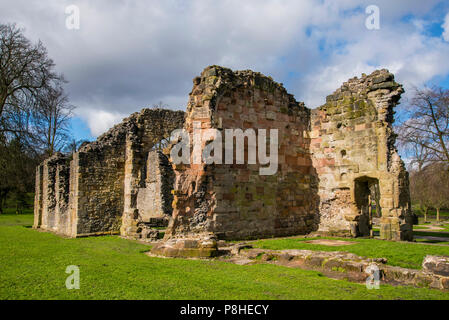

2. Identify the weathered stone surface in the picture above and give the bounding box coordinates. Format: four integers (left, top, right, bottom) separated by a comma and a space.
151, 234, 218, 258
36, 153, 70, 234
310, 69, 413, 241
422, 255, 449, 277
34, 108, 185, 238
229, 248, 449, 291
166, 66, 319, 243
34, 66, 414, 257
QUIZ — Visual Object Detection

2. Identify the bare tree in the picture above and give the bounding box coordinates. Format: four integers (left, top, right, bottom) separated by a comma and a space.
0, 23, 72, 213
410, 162, 449, 222
0, 23, 62, 135
33, 85, 75, 156
410, 168, 433, 222
0, 136, 38, 214
398, 86, 449, 167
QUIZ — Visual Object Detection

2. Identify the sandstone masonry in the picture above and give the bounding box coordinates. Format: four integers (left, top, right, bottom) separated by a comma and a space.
33, 109, 185, 238
34, 66, 414, 256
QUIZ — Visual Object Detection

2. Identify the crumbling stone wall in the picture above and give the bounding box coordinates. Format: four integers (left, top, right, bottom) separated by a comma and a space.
54, 161, 70, 235
136, 151, 174, 221
310, 70, 413, 241
35, 153, 70, 234
34, 109, 185, 238
165, 66, 320, 245
34, 65, 413, 255
121, 109, 185, 239
33, 164, 43, 229
71, 131, 128, 236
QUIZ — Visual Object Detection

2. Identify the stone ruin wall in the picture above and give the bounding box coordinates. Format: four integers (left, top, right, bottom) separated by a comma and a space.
33, 65, 413, 257
154, 66, 413, 257
33, 154, 70, 235
136, 151, 174, 223
120, 109, 185, 240
165, 66, 319, 243
310, 70, 413, 241
33, 109, 185, 238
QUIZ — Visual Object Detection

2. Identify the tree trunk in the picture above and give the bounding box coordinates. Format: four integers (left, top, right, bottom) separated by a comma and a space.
0, 192, 5, 215
437, 207, 440, 222
424, 207, 428, 223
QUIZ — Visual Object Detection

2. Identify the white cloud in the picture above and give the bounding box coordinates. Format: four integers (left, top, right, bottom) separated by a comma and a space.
0, 0, 448, 136
443, 12, 449, 41
79, 108, 126, 137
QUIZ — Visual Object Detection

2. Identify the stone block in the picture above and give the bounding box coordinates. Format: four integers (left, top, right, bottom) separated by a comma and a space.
422, 255, 449, 277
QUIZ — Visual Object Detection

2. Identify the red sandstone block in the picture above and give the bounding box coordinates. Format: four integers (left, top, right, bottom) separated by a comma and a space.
297, 157, 310, 166
285, 156, 297, 165
320, 158, 335, 166
297, 166, 311, 174
243, 121, 253, 129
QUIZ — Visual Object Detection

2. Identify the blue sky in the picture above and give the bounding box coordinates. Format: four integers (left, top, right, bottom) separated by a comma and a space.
1, 0, 449, 142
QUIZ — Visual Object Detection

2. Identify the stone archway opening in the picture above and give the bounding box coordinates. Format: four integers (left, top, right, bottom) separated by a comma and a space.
354, 177, 381, 238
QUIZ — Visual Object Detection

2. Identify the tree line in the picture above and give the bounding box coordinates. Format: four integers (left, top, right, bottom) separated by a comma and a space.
398, 86, 449, 221
0, 23, 81, 214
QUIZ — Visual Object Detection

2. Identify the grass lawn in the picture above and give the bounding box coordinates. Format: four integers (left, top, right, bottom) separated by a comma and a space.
1, 214, 449, 300
251, 237, 449, 270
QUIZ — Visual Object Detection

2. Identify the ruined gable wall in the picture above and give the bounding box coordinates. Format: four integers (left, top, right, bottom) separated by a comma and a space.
165, 66, 319, 241
310, 70, 413, 240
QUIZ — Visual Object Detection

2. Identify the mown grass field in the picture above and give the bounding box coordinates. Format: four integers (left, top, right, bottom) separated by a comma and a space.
1, 214, 449, 300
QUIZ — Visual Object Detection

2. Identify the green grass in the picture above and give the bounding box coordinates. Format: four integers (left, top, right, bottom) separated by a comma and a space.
1, 214, 449, 300
251, 237, 449, 270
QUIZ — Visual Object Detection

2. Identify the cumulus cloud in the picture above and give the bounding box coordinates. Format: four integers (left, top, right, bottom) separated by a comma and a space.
443, 12, 449, 41
78, 108, 126, 137
0, 0, 448, 136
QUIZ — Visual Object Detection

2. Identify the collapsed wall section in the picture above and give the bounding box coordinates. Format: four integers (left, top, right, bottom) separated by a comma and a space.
310, 70, 413, 241
136, 151, 174, 221
34, 108, 184, 238
154, 66, 320, 257
121, 109, 184, 240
